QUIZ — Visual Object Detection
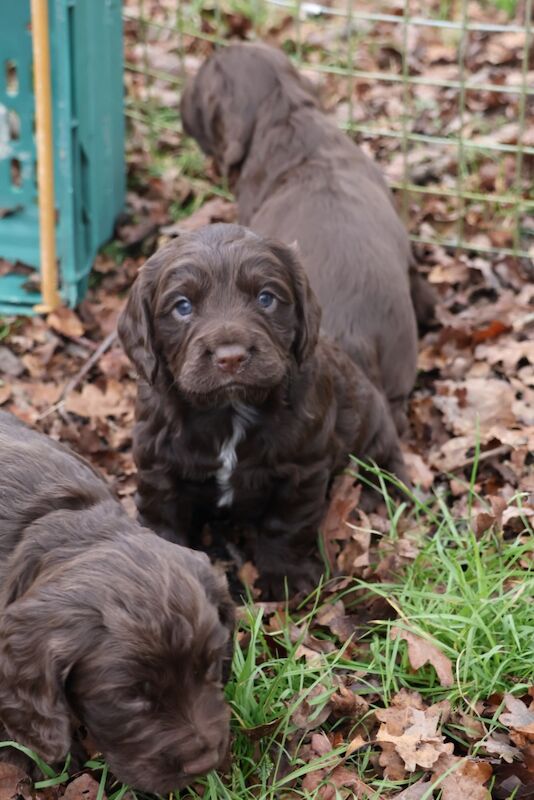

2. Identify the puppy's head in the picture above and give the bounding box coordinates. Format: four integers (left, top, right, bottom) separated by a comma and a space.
118, 224, 321, 408
180, 42, 318, 176
0, 532, 234, 793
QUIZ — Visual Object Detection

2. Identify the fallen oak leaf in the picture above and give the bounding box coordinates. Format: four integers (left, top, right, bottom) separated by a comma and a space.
433, 378, 517, 439
376, 693, 452, 774
470, 319, 511, 343
311, 731, 333, 756
241, 718, 282, 741
378, 740, 408, 781
238, 561, 260, 598
391, 627, 454, 687
0, 763, 32, 800
302, 764, 384, 800
290, 683, 333, 732
0, 346, 25, 377
46, 306, 84, 338
377, 707, 454, 772
454, 710, 486, 741
320, 473, 361, 570
63, 774, 105, 800
64, 379, 133, 420
392, 779, 434, 799
482, 732, 522, 763
499, 694, 534, 741
0, 384, 11, 406
345, 734, 367, 756
403, 450, 435, 490
431, 755, 492, 800
330, 682, 369, 719
160, 198, 237, 236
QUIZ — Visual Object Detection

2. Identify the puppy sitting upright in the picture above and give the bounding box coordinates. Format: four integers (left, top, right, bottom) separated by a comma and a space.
119, 224, 406, 596
0, 411, 233, 793
181, 43, 435, 432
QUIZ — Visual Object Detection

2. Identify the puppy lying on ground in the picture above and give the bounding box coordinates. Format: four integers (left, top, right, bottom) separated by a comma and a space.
181, 42, 435, 432
118, 224, 406, 596
0, 411, 233, 793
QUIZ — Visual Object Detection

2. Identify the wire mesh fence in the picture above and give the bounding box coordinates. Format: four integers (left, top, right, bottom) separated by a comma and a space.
123, 0, 534, 260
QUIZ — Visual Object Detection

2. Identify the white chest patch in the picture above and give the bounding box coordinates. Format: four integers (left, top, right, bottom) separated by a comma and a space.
215, 403, 258, 508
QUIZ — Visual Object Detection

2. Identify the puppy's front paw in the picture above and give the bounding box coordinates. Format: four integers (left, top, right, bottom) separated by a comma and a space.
256, 559, 324, 600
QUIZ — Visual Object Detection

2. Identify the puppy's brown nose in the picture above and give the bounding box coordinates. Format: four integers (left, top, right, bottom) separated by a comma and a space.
215, 345, 248, 374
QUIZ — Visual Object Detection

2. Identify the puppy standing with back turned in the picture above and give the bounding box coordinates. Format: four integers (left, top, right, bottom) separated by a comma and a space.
180, 42, 435, 433
0, 411, 233, 793
118, 224, 407, 597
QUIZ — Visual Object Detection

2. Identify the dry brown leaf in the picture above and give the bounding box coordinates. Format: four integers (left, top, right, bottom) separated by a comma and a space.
379, 741, 409, 781
455, 710, 486, 741
475, 339, 534, 372
0, 346, 25, 377
376, 692, 452, 774
433, 378, 516, 438
238, 561, 260, 597
392, 779, 434, 799
0, 384, 12, 405
403, 450, 435, 490
336, 515, 372, 576
161, 198, 237, 235
391, 627, 454, 687
311, 731, 333, 756
330, 682, 369, 719
63, 774, 104, 800
432, 755, 492, 800
482, 732, 522, 763
303, 764, 382, 800
291, 684, 332, 731
64, 379, 132, 420
46, 307, 85, 338
0, 763, 32, 800
320, 474, 361, 570
346, 734, 367, 756
499, 694, 534, 741
377, 708, 454, 772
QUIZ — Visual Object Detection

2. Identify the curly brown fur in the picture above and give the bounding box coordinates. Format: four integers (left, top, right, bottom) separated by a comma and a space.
0, 411, 234, 793
118, 224, 407, 597
181, 42, 435, 431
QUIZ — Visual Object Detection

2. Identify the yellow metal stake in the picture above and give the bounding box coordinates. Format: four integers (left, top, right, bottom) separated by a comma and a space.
31, 0, 61, 313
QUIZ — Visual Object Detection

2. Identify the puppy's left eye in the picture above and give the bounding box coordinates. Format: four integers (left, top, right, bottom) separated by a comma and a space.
257, 290, 277, 311
175, 296, 193, 317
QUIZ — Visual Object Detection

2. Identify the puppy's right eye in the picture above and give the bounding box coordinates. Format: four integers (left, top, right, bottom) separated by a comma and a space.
257, 290, 277, 311
175, 296, 193, 317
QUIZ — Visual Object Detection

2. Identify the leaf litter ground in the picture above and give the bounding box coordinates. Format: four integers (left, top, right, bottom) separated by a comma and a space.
0, 0, 532, 797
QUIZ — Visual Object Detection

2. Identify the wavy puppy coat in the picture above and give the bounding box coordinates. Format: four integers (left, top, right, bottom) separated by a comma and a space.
181, 42, 435, 431
0, 411, 233, 793
118, 224, 407, 597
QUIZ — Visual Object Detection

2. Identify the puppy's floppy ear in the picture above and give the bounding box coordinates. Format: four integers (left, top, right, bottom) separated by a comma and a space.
0, 592, 77, 761
183, 550, 235, 683
181, 56, 257, 178
270, 241, 322, 365
181, 80, 210, 155
118, 264, 158, 385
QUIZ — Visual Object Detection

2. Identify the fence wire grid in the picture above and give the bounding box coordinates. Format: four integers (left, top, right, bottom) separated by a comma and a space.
123, 0, 534, 261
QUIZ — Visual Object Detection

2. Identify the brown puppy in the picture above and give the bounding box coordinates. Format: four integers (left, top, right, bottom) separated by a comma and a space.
118, 224, 406, 596
0, 410, 233, 793
181, 42, 435, 431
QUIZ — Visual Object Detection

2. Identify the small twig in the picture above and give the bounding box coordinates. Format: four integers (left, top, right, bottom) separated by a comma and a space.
37, 329, 118, 420
59, 329, 118, 401
453, 444, 512, 471
69, 335, 99, 352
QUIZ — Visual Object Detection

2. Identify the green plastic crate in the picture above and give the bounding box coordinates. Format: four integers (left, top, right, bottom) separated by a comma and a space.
0, 0, 124, 315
